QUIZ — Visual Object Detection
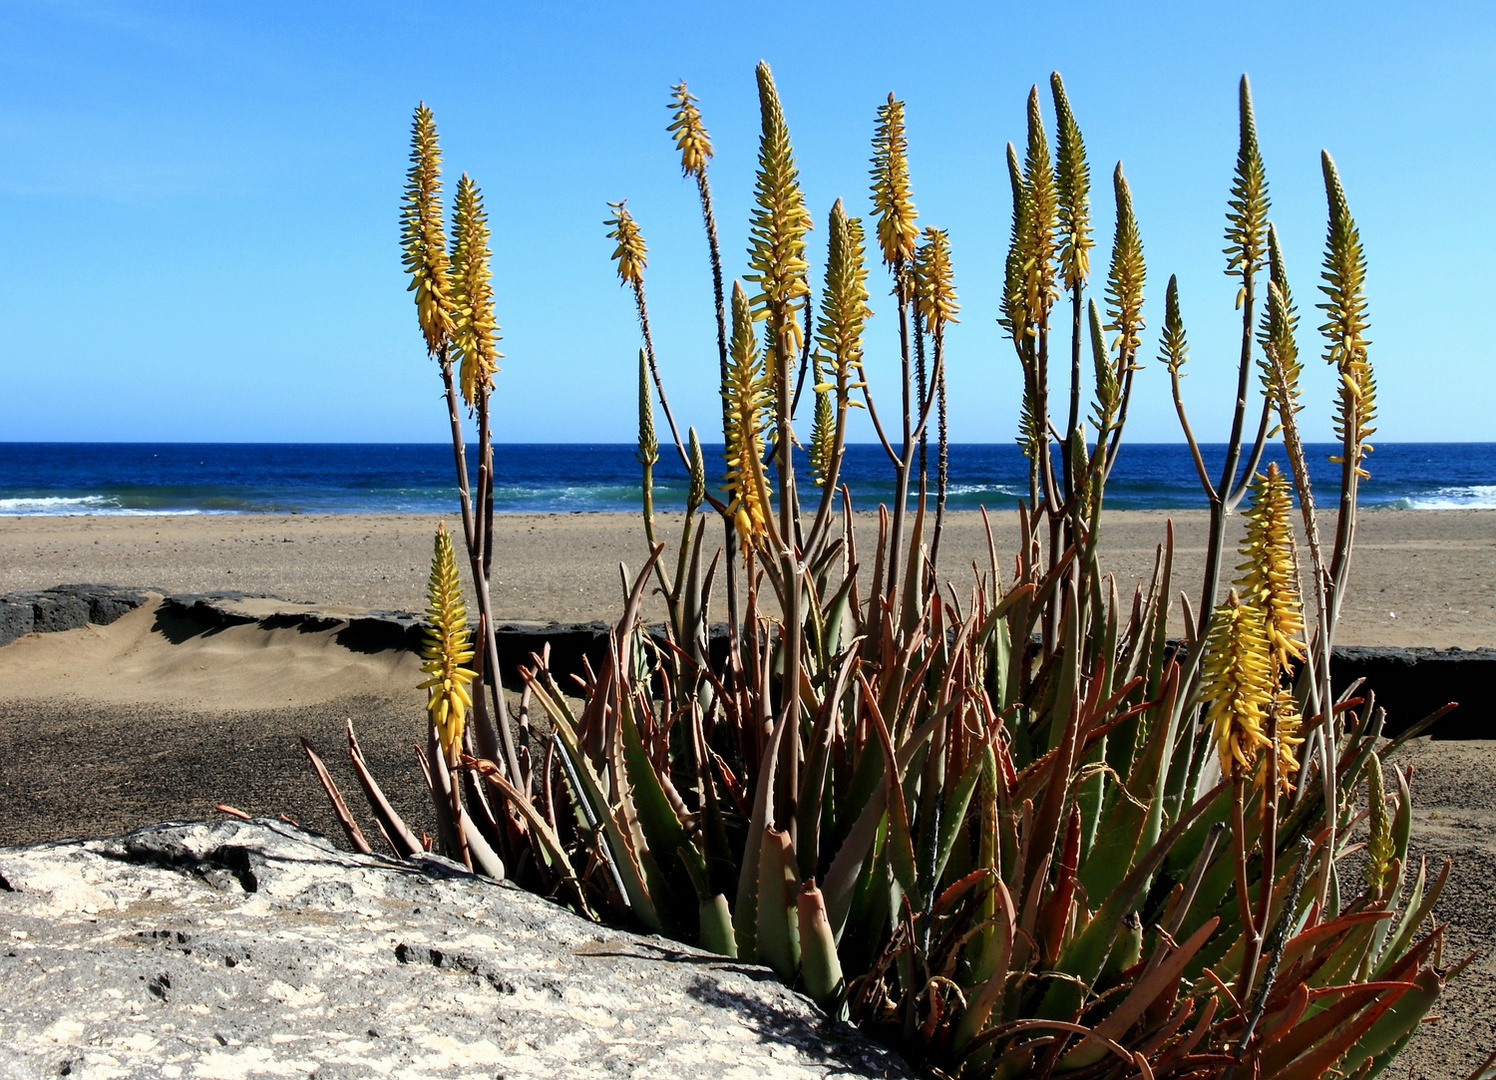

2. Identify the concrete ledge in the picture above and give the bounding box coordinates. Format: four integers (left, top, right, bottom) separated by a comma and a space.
1332, 646, 1494, 739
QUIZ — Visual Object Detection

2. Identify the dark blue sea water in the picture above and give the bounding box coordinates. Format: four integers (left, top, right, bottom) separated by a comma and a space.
0, 443, 1491, 515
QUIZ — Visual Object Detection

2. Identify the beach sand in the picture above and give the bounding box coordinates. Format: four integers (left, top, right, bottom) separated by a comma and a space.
1, 507, 1493, 646
1, 508, 1493, 1076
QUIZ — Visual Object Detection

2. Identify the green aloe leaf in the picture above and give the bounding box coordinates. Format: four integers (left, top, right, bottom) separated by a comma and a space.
550, 706, 663, 933
620, 691, 706, 930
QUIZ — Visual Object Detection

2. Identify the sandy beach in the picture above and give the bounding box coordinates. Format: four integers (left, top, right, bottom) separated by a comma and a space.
1, 508, 1493, 1077
1, 507, 1493, 647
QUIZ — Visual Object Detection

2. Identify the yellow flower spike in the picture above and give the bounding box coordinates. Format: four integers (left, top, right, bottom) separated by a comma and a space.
667, 81, 714, 179
418, 523, 476, 765
1363, 754, 1394, 892
722, 282, 773, 554
1256, 225, 1302, 416
1202, 589, 1274, 776
1270, 688, 1305, 792
1000, 143, 1032, 346
1224, 76, 1270, 291
914, 227, 960, 330
1021, 85, 1058, 322
686, 427, 706, 514
1051, 72, 1093, 293
1103, 163, 1146, 360
870, 93, 918, 273
814, 199, 872, 395
807, 356, 834, 488
604, 200, 648, 288
1235, 463, 1306, 670
400, 103, 454, 357
747, 61, 813, 375
1320, 151, 1376, 477
449, 174, 503, 408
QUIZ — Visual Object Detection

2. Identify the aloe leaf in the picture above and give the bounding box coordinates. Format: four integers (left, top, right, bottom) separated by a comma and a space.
1060, 915, 1219, 1070
1375, 857, 1447, 980
734, 701, 793, 959
865, 677, 921, 909
422, 731, 506, 879
951, 897, 1015, 1054
1080, 665, 1180, 903
797, 647, 860, 880
618, 692, 702, 933
823, 780, 889, 936
698, 891, 738, 959
551, 707, 663, 932
898, 492, 927, 636
931, 743, 985, 887
689, 710, 738, 901
300, 738, 374, 856
756, 827, 801, 981
1269, 981, 1418, 1080
1355, 967, 1446, 1078
798, 882, 846, 1012
1045, 578, 1082, 755
822, 570, 859, 664
1309, 907, 1393, 989
343, 719, 422, 858
420, 727, 462, 857
1039, 778, 1228, 1020
1262, 928, 1439, 1076
467, 756, 585, 903
1336, 965, 1443, 1076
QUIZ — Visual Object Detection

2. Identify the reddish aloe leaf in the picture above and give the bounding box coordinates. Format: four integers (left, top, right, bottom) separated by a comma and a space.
1275, 909, 1388, 978
1266, 981, 1416, 1080
344, 719, 422, 858
300, 738, 373, 856
1039, 805, 1082, 966
1063, 917, 1220, 1071
467, 755, 594, 919
1256, 931, 1440, 1080
863, 672, 921, 909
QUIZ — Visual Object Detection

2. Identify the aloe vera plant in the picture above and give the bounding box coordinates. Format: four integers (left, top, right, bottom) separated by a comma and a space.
303, 72, 1459, 1080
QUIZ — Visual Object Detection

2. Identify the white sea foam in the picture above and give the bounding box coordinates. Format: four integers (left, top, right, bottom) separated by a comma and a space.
0, 496, 207, 516
944, 483, 1025, 498
0, 496, 116, 513
1393, 485, 1496, 510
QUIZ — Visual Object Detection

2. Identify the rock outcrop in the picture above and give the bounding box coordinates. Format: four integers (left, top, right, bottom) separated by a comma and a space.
0, 585, 149, 647
0, 819, 914, 1079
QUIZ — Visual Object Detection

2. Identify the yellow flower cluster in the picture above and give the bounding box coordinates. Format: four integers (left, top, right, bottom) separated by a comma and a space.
605, 200, 648, 288
1203, 590, 1274, 775
419, 523, 476, 765
870, 94, 918, 272
914, 227, 959, 329
1204, 465, 1308, 786
722, 283, 772, 554
400, 104, 454, 357
450, 174, 502, 407
746, 62, 813, 367
667, 82, 713, 179
1235, 465, 1305, 669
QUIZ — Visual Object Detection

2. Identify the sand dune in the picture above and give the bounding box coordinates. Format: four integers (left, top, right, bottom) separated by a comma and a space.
0, 596, 425, 710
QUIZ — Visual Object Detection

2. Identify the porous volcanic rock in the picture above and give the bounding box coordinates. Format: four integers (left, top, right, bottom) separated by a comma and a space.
0, 819, 913, 1080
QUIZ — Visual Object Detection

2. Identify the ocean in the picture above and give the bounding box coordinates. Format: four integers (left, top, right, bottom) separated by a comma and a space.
0, 442, 1491, 516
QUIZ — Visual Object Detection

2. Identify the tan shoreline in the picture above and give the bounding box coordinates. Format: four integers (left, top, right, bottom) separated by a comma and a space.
1, 508, 1491, 647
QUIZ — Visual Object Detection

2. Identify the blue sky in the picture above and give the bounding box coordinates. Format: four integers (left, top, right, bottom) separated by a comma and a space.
2, 1, 1492, 444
